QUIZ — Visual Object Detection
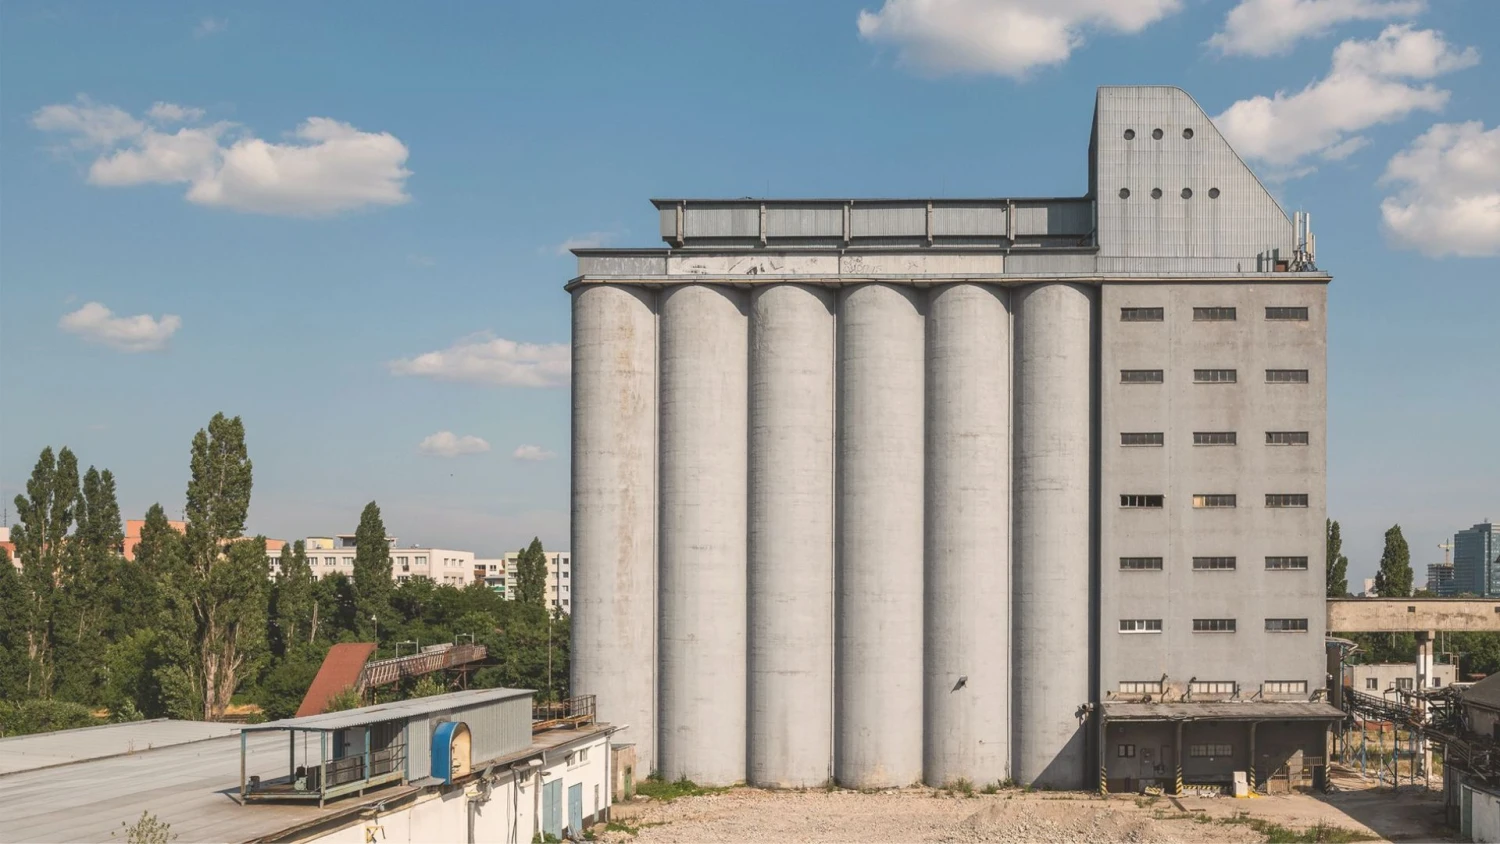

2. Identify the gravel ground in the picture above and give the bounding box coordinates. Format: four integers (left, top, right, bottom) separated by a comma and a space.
599, 784, 1450, 843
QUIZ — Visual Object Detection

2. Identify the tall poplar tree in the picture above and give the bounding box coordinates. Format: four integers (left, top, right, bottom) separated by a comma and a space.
352, 502, 391, 641
1326, 519, 1350, 598
274, 540, 316, 651
1373, 524, 1414, 598
514, 537, 548, 608
12, 446, 79, 697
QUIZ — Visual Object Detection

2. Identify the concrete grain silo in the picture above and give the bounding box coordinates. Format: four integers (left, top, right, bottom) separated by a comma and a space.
569, 87, 1334, 791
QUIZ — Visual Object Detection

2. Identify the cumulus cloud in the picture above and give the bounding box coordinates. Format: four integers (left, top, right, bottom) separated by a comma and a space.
32, 98, 412, 217
1214, 25, 1478, 169
389, 333, 570, 388
555, 232, 614, 255
512, 445, 558, 462
1208, 0, 1425, 57
1379, 121, 1500, 257
418, 431, 492, 458
59, 302, 182, 352
855, 0, 1182, 77
194, 17, 227, 37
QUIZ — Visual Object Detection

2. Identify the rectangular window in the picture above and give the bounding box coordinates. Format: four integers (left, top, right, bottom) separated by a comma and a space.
1193, 307, 1237, 321
1266, 369, 1310, 383
1193, 557, 1237, 571
1119, 681, 1163, 694
416, 556, 427, 565
1120, 557, 1164, 571
1266, 431, 1310, 446
1120, 494, 1165, 508
1193, 431, 1237, 446
325, 557, 337, 567
1189, 744, 1233, 758
1366, 677, 1378, 690
1266, 306, 1309, 321
1194, 369, 1238, 383
1394, 677, 1414, 691
1193, 618, 1237, 632
1190, 681, 1235, 695
1265, 618, 1309, 632
1119, 619, 1163, 633
1266, 494, 1309, 508
1121, 369, 1165, 384
1121, 307, 1164, 322
1266, 556, 1309, 570
1265, 680, 1308, 695
1117, 743, 1137, 758
1192, 494, 1237, 509
563, 571, 570, 578
1120, 432, 1164, 446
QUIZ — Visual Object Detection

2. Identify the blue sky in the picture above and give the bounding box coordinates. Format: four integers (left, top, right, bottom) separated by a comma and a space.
1, 0, 1496, 579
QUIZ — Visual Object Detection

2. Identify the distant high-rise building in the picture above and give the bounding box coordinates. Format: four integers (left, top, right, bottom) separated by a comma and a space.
1454, 522, 1500, 597
1426, 563, 1456, 596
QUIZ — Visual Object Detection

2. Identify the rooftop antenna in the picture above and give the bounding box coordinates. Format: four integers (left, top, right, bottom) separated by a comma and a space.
1291, 210, 1318, 271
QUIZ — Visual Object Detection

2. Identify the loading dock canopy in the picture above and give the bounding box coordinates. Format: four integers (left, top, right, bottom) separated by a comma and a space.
1102, 701, 1346, 721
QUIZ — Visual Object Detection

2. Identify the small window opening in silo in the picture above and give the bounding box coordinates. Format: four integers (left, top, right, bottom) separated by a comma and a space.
1124, 129, 1136, 140
1209, 188, 1221, 199
1151, 128, 1164, 140
1119, 188, 1131, 199
1150, 188, 1163, 199
1182, 188, 1193, 199
1182, 128, 1195, 139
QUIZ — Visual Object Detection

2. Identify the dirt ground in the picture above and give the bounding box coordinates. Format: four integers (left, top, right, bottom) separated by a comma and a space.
601, 780, 1453, 843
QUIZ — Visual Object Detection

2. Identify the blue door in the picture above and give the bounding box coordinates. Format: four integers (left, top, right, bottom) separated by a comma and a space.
543, 779, 562, 840
568, 782, 584, 836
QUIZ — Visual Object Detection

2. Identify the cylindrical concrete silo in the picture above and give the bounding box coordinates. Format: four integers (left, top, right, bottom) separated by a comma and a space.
748, 283, 836, 788
1012, 282, 1095, 788
657, 283, 749, 786
924, 283, 1011, 787
571, 283, 659, 773
836, 282, 925, 788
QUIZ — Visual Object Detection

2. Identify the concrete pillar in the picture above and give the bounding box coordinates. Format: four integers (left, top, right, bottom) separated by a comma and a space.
1174, 722, 1184, 796
1248, 721, 1258, 792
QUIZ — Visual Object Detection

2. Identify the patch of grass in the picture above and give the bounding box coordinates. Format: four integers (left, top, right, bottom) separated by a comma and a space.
604, 821, 664, 837
1135, 795, 1160, 808
980, 781, 1000, 795
944, 777, 975, 797
1217, 814, 1377, 843
633, 776, 729, 802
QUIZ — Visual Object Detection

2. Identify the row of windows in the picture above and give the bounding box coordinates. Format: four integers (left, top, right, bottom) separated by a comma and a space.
1119, 618, 1309, 633
1120, 306, 1310, 322
1118, 680, 1307, 696
1121, 431, 1310, 446
1120, 494, 1309, 509
1365, 677, 1443, 690
1120, 556, 1310, 571
1120, 369, 1310, 384
1116, 742, 1254, 759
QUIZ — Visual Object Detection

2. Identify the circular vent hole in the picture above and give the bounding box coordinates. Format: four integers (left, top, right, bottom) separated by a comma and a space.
1181, 188, 1193, 199
1208, 187, 1221, 199
1182, 128, 1195, 140
1124, 129, 1136, 140
1150, 188, 1163, 199
1119, 188, 1131, 199
1152, 128, 1164, 140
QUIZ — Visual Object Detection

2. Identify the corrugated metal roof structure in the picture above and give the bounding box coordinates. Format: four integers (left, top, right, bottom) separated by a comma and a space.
0, 719, 237, 775
1102, 701, 1346, 721
254, 687, 532, 733
296, 641, 377, 716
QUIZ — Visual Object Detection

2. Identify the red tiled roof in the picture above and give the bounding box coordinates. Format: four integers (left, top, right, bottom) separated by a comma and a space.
296, 642, 378, 717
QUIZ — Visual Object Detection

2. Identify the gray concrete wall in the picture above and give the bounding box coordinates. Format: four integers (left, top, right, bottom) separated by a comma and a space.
1328, 598, 1500, 633
1099, 281, 1328, 701
1350, 662, 1458, 693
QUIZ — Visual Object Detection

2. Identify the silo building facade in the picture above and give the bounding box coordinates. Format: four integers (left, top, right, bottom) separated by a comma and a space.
569, 87, 1340, 791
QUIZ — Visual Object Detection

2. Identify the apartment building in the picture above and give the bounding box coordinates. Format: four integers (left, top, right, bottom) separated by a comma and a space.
277, 534, 475, 586
477, 550, 573, 613
1454, 522, 1500, 597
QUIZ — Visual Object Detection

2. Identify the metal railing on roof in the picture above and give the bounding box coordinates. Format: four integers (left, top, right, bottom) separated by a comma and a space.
359, 643, 487, 689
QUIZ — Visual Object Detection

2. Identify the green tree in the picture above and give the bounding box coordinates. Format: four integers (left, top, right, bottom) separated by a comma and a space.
134, 504, 196, 718
1373, 524, 1413, 598
0, 550, 31, 700
273, 540, 316, 653
1326, 519, 1349, 598
12, 446, 80, 697
352, 502, 391, 642
54, 465, 127, 704
514, 537, 549, 608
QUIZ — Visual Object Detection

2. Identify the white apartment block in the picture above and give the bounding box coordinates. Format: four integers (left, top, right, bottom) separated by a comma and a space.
478, 550, 573, 613
270, 534, 475, 586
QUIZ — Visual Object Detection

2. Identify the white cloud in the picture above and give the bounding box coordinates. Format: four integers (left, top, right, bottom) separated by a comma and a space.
1208, 0, 1425, 57
59, 302, 182, 352
33, 99, 412, 217
1379, 121, 1500, 257
555, 232, 614, 255
1214, 25, 1478, 169
512, 445, 558, 462
855, 0, 1182, 77
418, 431, 492, 458
147, 102, 206, 123
194, 17, 227, 37
389, 333, 570, 388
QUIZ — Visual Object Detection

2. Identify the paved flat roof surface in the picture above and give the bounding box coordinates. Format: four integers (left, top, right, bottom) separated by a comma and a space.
0, 719, 237, 775
1103, 701, 1346, 721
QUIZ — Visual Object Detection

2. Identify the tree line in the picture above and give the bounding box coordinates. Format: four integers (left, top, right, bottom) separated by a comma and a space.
0, 412, 568, 736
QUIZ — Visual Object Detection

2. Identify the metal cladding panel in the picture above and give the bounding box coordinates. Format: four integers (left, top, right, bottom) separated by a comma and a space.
1005, 253, 1097, 274
1013, 201, 1093, 236
577, 254, 669, 276
459, 697, 533, 762
571, 284, 658, 772
924, 284, 1011, 786
851, 204, 926, 238
836, 283, 925, 788
931, 204, 1006, 237
684, 203, 759, 238
748, 284, 836, 788
408, 715, 432, 780
658, 284, 749, 786
1012, 282, 1094, 788
766, 205, 843, 238
1093, 86, 1293, 260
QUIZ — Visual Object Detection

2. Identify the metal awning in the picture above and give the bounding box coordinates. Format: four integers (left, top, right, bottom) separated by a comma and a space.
1102, 701, 1346, 722
242, 688, 532, 733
